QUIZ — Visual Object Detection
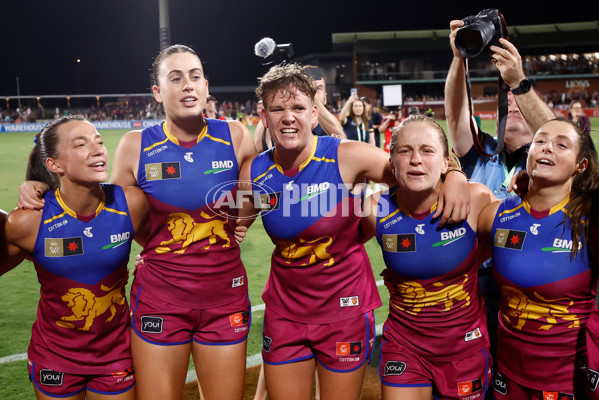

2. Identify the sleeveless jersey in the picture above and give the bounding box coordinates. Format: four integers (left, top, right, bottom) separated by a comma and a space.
376, 186, 487, 362
29, 184, 134, 374
250, 135, 381, 323
490, 195, 597, 390
136, 120, 247, 309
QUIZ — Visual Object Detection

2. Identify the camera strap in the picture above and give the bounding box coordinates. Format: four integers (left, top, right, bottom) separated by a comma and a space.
463, 58, 508, 156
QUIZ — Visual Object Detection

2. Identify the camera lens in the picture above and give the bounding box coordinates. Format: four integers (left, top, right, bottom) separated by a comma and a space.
455, 20, 496, 58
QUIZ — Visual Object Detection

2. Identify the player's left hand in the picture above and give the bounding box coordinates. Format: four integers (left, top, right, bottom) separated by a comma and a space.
433, 169, 470, 225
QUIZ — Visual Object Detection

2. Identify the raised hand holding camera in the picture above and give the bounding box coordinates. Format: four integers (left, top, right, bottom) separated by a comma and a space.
453, 9, 510, 157
490, 38, 527, 91
454, 8, 508, 59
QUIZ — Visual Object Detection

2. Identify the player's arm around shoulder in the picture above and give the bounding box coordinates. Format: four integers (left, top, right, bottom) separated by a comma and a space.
338, 140, 395, 188
229, 120, 258, 167
476, 198, 502, 263
122, 185, 150, 246
253, 120, 267, 153
1, 208, 41, 274
111, 130, 142, 187
466, 182, 497, 231
360, 191, 383, 243
236, 155, 259, 231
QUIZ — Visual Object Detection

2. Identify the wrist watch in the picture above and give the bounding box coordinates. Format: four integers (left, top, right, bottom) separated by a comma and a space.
511, 79, 532, 95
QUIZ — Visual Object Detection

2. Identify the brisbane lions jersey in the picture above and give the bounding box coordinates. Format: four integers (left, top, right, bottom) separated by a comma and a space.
376, 186, 488, 361
490, 195, 597, 390
251, 136, 381, 323
136, 120, 247, 309
29, 184, 134, 374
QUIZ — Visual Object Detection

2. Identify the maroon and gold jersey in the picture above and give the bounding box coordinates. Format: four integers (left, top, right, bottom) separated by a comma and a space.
251, 136, 382, 323
376, 186, 488, 361
136, 120, 247, 309
29, 185, 134, 374
491, 195, 598, 391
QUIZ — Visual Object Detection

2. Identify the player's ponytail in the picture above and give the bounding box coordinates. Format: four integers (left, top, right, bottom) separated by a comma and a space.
26, 141, 57, 190
26, 115, 87, 190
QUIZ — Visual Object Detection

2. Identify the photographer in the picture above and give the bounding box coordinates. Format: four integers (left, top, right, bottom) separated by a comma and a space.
444, 15, 555, 390
446, 19, 555, 193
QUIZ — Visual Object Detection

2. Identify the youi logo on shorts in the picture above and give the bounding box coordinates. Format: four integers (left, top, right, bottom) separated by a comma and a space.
588, 368, 599, 392
140, 316, 163, 334
494, 372, 508, 395
262, 335, 272, 352
383, 361, 406, 376
40, 369, 63, 386
204, 160, 234, 175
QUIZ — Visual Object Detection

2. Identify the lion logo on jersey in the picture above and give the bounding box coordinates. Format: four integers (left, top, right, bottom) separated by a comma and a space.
56, 281, 126, 331
390, 274, 471, 316
501, 286, 579, 331
156, 211, 230, 254
277, 236, 334, 267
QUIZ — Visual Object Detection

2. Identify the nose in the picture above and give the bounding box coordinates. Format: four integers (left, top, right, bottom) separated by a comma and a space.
282, 109, 295, 123
91, 140, 106, 155
508, 101, 519, 113
182, 79, 192, 91
540, 139, 554, 153
410, 150, 422, 164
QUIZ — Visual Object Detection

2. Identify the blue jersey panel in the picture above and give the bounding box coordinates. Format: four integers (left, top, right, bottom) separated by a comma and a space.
252, 136, 354, 240
32, 184, 134, 286
376, 187, 477, 280
491, 195, 589, 288
137, 120, 239, 211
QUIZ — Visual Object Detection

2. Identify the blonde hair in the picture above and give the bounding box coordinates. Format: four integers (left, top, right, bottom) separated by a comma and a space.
389, 115, 461, 170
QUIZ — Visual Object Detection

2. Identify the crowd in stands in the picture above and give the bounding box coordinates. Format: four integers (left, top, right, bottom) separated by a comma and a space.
358, 52, 599, 81
1, 77, 598, 127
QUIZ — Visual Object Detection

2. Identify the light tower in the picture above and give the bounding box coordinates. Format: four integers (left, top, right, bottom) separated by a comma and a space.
159, 0, 171, 50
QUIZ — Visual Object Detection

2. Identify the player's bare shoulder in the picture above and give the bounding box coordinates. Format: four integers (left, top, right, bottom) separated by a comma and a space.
228, 120, 257, 165
4, 208, 43, 252
112, 130, 143, 186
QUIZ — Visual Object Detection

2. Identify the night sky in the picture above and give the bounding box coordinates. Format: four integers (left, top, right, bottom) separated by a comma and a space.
0, 1, 593, 97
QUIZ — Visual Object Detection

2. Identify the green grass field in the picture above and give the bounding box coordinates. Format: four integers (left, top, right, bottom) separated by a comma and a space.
1, 118, 598, 399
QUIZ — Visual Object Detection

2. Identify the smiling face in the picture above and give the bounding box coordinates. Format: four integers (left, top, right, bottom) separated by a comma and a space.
46, 120, 108, 186
262, 86, 318, 157
390, 120, 449, 193
152, 51, 208, 120
527, 119, 585, 186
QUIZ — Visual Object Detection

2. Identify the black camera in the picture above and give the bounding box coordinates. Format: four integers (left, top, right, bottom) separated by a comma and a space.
455, 9, 508, 59
255, 38, 294, 66
269, 43, 294, 65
